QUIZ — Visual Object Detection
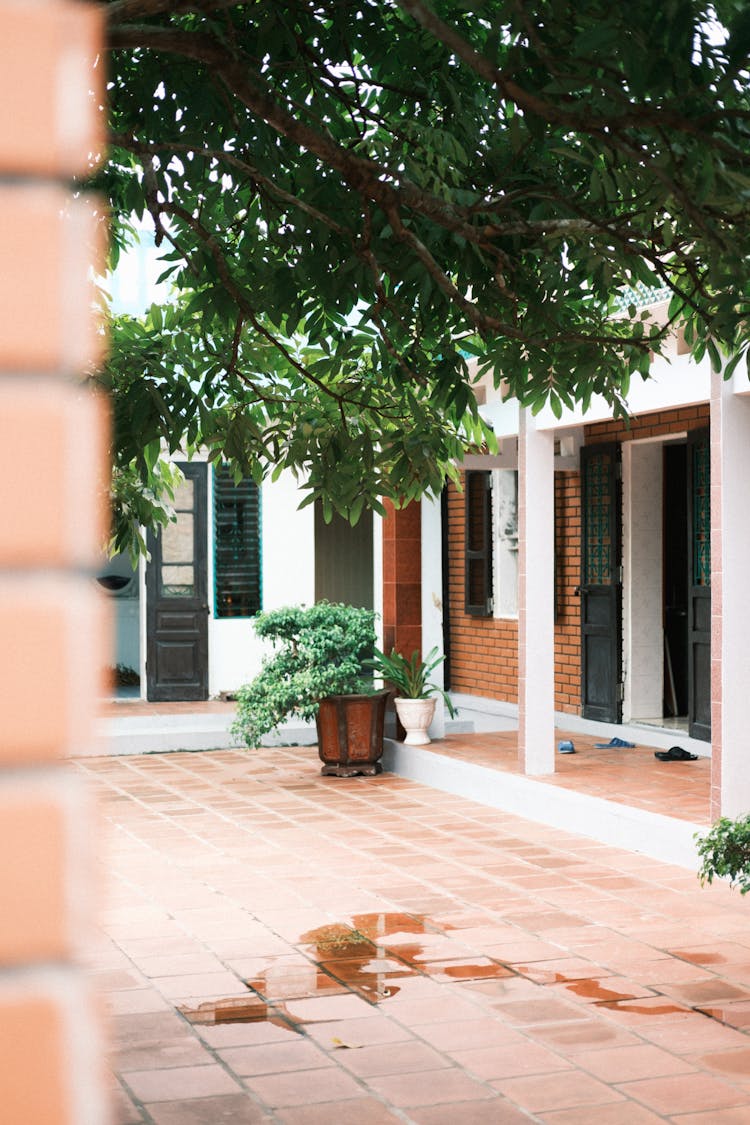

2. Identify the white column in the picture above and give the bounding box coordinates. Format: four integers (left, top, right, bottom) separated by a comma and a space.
518, 407, 556, 774
713, 371, 750, 816
421, 493, 446, 738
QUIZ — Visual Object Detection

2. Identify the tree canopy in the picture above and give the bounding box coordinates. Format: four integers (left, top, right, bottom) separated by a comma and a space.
97, 0, 750, 555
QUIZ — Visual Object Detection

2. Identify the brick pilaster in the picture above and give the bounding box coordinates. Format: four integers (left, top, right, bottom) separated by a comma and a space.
382, 499, 422, 658
0, 4, 110, 1123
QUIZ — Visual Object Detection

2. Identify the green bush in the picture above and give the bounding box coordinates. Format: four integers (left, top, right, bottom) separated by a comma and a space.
231, 602, 376, 748
695, 815, 750, 895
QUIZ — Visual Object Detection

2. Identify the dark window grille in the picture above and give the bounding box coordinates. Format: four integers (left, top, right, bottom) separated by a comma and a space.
691, 435, 711, 587
464, 470, 493, 616
213, 467, 262, 618
583, 449, 614, 586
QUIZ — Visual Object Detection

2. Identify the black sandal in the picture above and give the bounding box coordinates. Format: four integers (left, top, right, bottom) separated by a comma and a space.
654, 746, 698, 762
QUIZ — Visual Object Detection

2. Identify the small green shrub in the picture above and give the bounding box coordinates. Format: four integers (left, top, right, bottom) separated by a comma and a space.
231, 602, 376, 748
695, 815, 750, 894
111, 663, 140, 686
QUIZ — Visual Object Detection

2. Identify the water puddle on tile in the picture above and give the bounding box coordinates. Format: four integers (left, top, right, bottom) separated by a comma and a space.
670, 950, 726, 965
599, 999, 690, 1017
181, 913, 515, 1023
696, 1004, 750, 1029
562, 979, 639, 1004
245, 964, 349, 1002
178, 995, 300, 1032
297, 914, 512, 998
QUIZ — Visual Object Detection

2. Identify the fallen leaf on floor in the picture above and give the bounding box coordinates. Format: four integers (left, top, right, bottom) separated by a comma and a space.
331, 1037, 363, 1049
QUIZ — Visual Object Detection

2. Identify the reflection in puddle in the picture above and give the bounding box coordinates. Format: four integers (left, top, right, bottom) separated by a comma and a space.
299, 914, 512, 997
181, 913, 517, 1025
246, 962, 348, 1001
298, 922, 375, 958
179, 995, 298, 1030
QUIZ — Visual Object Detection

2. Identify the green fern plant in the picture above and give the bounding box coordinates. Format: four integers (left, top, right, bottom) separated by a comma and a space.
368, 646, 457, 717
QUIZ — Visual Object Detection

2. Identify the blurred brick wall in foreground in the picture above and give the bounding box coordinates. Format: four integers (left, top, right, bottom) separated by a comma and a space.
0, 3, 110, 1123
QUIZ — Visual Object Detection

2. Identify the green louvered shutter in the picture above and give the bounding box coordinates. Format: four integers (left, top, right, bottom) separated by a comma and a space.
213, 467, 262, 618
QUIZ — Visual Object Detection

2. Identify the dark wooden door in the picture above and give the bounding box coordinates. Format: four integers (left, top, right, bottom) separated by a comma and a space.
146, 463, 209, 701
687, 428, 711, 741
314, 504, 374, 609
580, 443, 622, 722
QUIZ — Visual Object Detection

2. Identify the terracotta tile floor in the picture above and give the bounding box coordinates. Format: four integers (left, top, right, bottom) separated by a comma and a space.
429, 730, 712, 824
78, 745, 747, 1125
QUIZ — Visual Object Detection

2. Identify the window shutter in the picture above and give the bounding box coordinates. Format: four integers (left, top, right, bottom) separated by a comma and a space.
213, 467, 262, 618
464, 470, 493, 616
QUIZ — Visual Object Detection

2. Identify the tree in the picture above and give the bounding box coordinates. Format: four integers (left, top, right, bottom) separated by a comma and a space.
96, 0, 750, 554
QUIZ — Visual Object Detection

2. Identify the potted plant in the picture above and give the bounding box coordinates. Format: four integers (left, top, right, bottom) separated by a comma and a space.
368, 646, 457, 745
696, 815, 750, 894
231, 602, 390, 776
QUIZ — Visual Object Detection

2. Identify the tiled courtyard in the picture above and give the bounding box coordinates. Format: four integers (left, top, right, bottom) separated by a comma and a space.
80, 746, 750, 1124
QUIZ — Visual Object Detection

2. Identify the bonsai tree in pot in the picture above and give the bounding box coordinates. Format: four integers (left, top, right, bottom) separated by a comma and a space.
368, 646, 457, 745
231, 602, 390, 776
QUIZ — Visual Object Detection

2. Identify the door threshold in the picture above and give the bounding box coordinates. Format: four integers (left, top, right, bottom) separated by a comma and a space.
633, 716, 689, 733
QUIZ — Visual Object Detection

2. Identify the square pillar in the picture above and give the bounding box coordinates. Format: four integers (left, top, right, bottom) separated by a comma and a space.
711, 371, 750, 818
518, 408, 556, 774
382, 499, 421, 658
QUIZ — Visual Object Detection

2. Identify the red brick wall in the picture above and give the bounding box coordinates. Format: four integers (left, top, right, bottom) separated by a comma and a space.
446, 402, 711, 714
382, 499, 421, 657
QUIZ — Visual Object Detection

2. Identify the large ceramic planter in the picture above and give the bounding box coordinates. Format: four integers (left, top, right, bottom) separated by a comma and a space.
316, 690, 390, 777
394, 696, 436, 745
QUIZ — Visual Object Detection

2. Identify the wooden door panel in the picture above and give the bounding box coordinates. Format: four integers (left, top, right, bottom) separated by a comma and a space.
146, 463, 209, 701
687, 428, 711, 742
580, 443, 622, 723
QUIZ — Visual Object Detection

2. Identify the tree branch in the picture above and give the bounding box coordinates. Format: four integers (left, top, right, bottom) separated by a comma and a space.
106, 23, 512, 256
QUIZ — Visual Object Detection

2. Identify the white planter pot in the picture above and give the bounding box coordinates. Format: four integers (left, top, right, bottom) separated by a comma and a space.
394, 696, 437, 745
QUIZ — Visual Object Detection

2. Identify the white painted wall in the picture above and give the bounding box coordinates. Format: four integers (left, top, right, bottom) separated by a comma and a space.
483, 350, 711, 436
208, 468, 316, 696
622, 441, 664, 722
421, 493, 446, 738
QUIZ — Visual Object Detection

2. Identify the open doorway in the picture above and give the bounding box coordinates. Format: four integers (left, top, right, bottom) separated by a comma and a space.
314, 504, 374, 609
663, 444, 688, 720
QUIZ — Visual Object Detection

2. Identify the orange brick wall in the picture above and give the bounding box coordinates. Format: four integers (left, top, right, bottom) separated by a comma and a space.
554, 471, 582, 712
446, 478, 520, 701
584, 403, 710, 445
446, 474, 583, 712
0, 4, 109, 1124
446, 401, 711, 714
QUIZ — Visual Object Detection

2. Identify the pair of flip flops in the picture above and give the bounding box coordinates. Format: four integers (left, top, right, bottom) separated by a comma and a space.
594, 737, 635, 749
654, 746, 698, 762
